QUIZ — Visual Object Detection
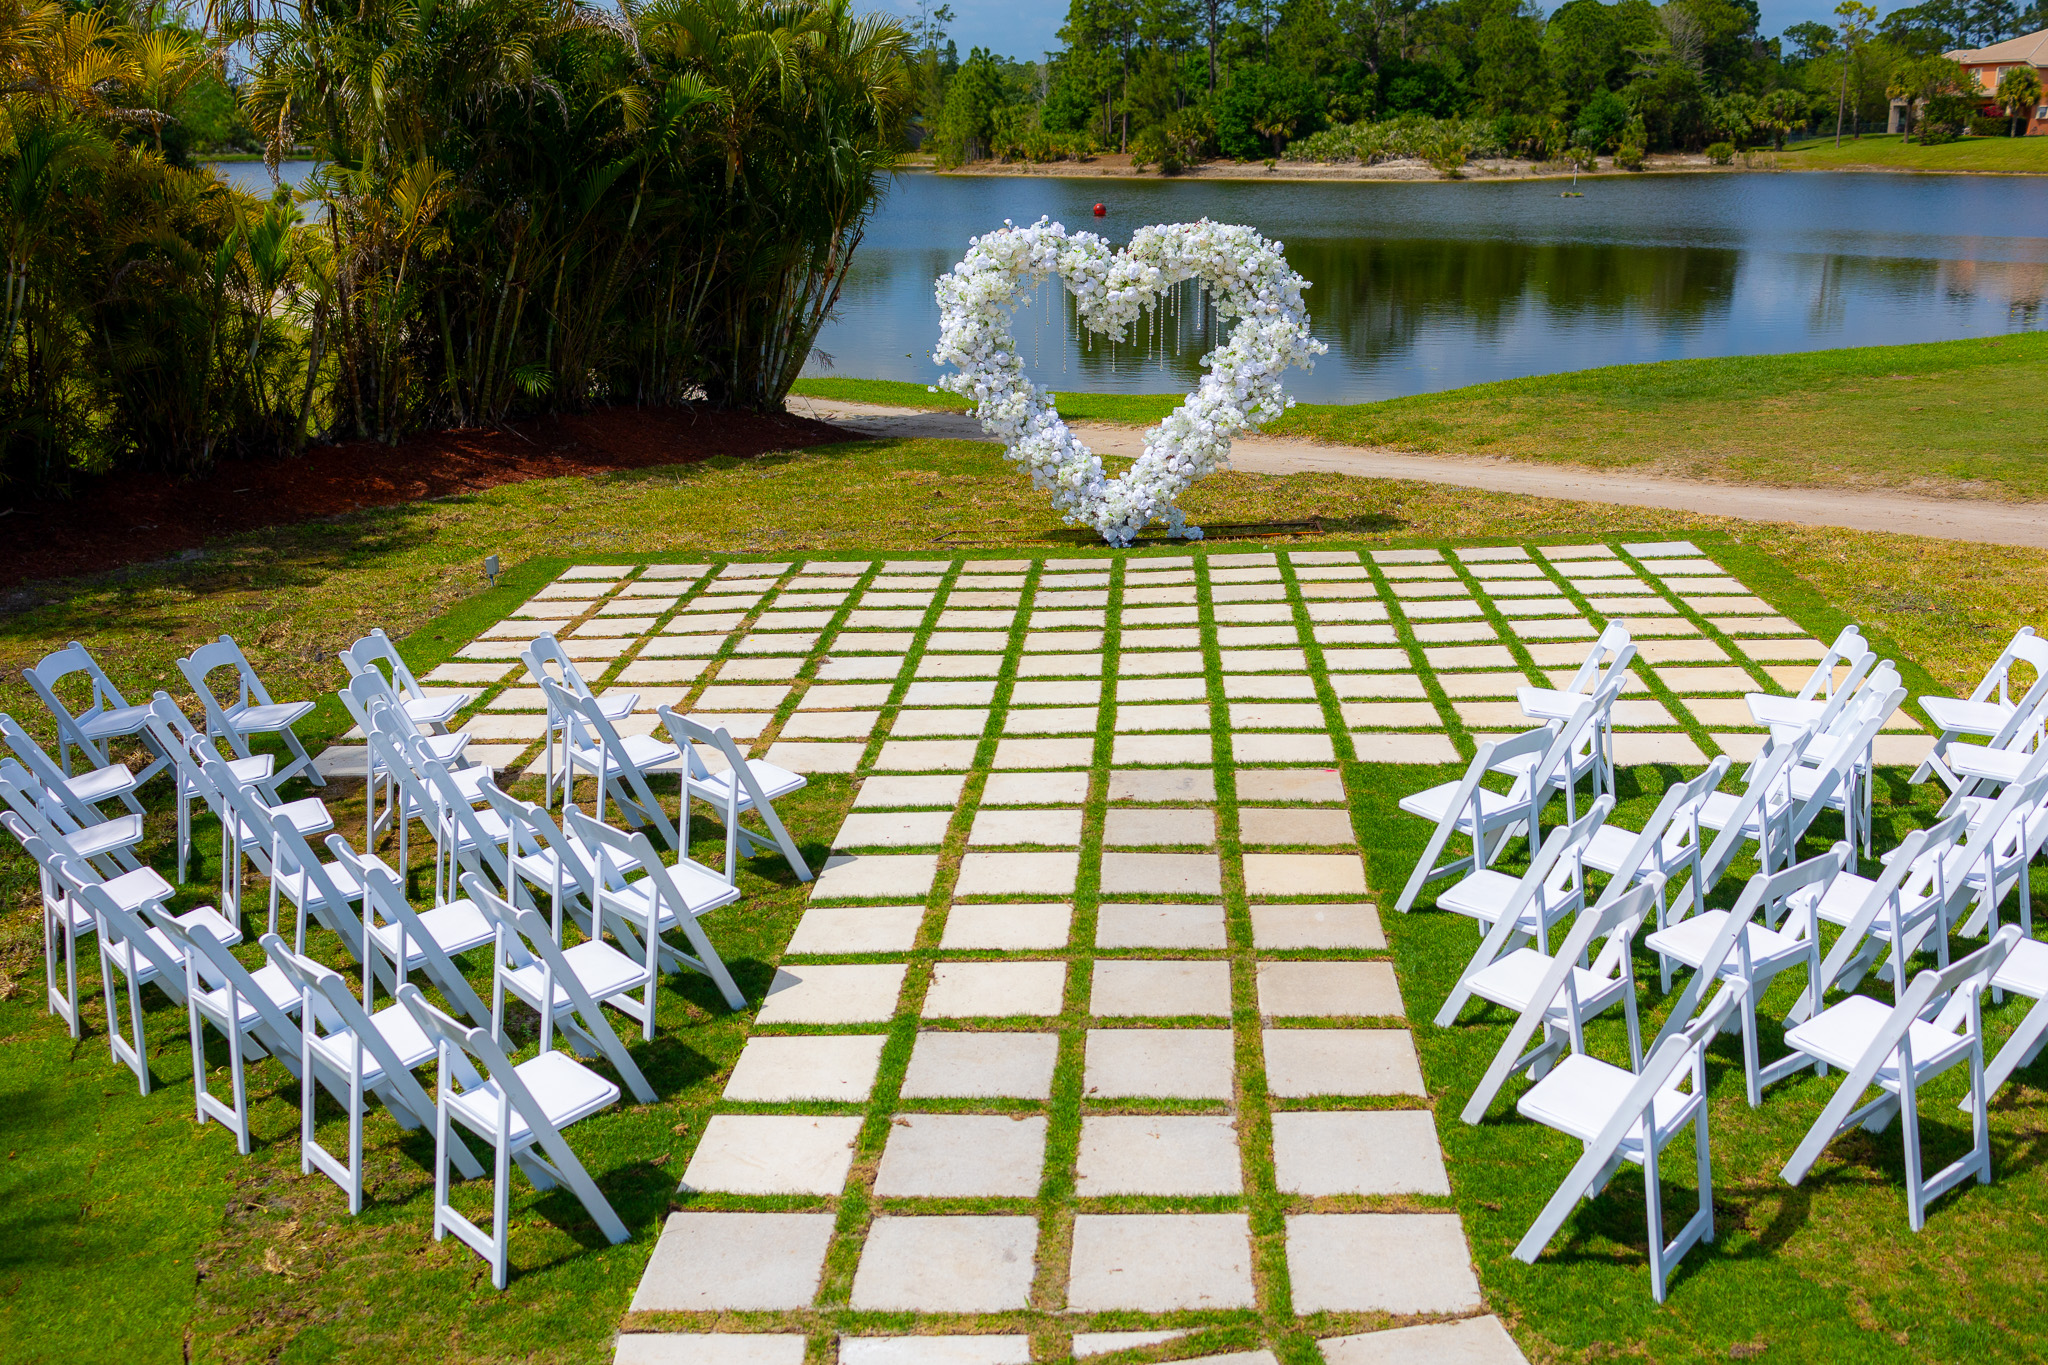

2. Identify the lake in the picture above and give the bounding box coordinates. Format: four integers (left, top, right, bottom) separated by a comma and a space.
205, 159, 320, 193
809, 170, 2048, 403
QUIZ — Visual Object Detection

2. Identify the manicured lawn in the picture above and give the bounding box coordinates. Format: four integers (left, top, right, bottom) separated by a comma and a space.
793, 331, 2048, 501
1, 433, 2045, 1363
1777, 131, 2048, 174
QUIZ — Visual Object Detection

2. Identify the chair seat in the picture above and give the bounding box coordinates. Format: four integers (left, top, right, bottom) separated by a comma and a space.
1437, 869, 1578, 930
242, 797, 334, 841
446, 1051, 619, 1147
307, 1028, 394, 1090
567, 733, 684, 776
1468, 947, 1623, 1018
369, 898, 495, 964
1399, 780, 1526, 830
1747, 694, 1827, 728
505, 939, 647, 1012
67, 814, 145, 858
1946, 743, 2032, 783
274, 857, 368, 907
101, 865, 175, 913
1921, 696, 2014, 737
1583, 823, 1693, 879
1494, 746, 1598, 784
64, 763, 137, 806
172, 904, 245, 950
1786, 871, 1938, 939
1517, 687, 1595, 723
78, 704, 154, 742
1696, 788, 1790, 837
225, 699, 315, 732
1644, 910, 1805, 977
689, 760, 806, 808
510, 839, 608, 896
436, 806, 511, 854
1518, 1053, 1697, 1157
604, 861, 743, 924
402, 694, 468, 728
1783, 994, 1972, 1088
370, 1001, 437, 1071
1991, 937, 2048, 1000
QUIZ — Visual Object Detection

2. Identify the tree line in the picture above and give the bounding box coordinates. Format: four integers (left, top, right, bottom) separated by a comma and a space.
916, 0, 2048, 167
0, 0, 912, 497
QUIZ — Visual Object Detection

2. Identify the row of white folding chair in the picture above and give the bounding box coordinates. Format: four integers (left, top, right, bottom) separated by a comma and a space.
341, 628, 472, 734
1914, 626, 2048, 795
1516, 621, 1636, 801
2, 711, 142, 820
138, 693, 279, 882
20, 641, 171, 786
523, 635, 637, 810
177, 635, 324, 790
0, 757, 145, 878
339, 671, 473, 846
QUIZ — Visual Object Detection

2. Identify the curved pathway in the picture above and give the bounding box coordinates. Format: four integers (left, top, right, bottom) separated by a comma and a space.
794, 399, 2048, 550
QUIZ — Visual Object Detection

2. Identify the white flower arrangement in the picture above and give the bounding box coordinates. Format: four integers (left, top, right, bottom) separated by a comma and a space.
932, 217, 1327, 547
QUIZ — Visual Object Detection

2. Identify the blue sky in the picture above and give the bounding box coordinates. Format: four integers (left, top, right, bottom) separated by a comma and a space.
875, 0, 1856, 64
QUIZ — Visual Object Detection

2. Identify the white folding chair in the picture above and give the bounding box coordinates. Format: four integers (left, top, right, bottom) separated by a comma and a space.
1491, 687, 1614, 829
1517, 622, 1636, 797
1393, 726, 1556, 913
1913, 628, 2048, 794
154, 913, 304, 1155
261, 933, 484, 1211
329, 836, 492, 1027
478, 783, 606, 939
1782, 927, 2019, 1231
341, 627, 472, 732
1512, 978, 1745, 1302
340, 673, 471, 844
522, 635, 636, 808
1786, 822, 1969, 1028
462, 873, 657, 1103
1434, 797, 1614, 1026
1978, 931, 2048, 1105
1582, 759, 1730, 990
20, 640, 169, 787
2, 814, 104, 1037
195, 750, 366, 958
659, 705, 813, 882
1946, 761, 2048, 941
397, 983, 631, 1290
547, 679, 682, 846
1458, 875, 1661, 1125
1645, 851, 1840, 1107
140, 693, 277, 882
1745, 645, 1879, 734
563, 807, 747, 1018
177, 635, 324, 788
360, 711, 494, 903
0, 760, 144, 878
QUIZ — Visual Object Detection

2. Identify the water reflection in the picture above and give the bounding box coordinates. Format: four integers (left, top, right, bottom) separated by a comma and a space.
810, 171, 2048, 402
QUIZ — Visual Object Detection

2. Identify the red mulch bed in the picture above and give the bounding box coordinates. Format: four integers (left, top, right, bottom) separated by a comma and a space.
2, 405, 856, 590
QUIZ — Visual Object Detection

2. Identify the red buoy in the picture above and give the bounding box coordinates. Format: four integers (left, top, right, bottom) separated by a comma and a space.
1092, 202, 1106, 217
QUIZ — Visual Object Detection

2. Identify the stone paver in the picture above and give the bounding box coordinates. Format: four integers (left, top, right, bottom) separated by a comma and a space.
785, 904, 926, 955
811, 855, 938, 901
901, 1032, 1060, 1099
1084, 1029, 1236, 1098
629, 1212, 835, 1310
723, 1035, 888, 1102
1285, 1214, 1483, 1314
954, 852, 1079, 896
1264, 1029, 1426, 1096
838, 1337, 1033, 1365
756, 965, 907, 1025
980, 771, 1093, 804
1102, 807, 1216, 847
1077, 1115, 1243, 1195
1235, 768, 1346, 803
614, 1335, 807, 1365
924, 961, 1068, 1017
680, 1115, 863, 1194
1237, 808, 1355, 845
968, 809, 1084, 847
1098, 852, 1222, 895
1257, 961, 1404, 1017
1092, 960, 1233, 1017
1107, 769, 1217, 802
834, 811, 952, 848
873, 1114, 1048, 1197
1068, 1214, 1255, 1310
939, 902, 1072, 950
1318, 1316, 1530, 1365
1250, 903, 1385, 950
1096, 903, 1227, 949
1243, 853, 1369, 896
850, 1217, 1039, 1312
853, 774, 967, 808
1272, 1111, 1451, 1195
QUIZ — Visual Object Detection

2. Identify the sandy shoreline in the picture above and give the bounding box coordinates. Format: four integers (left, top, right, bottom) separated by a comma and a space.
900, 150, 2046, 183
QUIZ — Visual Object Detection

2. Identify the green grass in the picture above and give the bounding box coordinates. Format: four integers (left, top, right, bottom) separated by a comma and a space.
2, 432, 2047, 1361
794, 332, 2048, 501
1778, 131, 2048, 174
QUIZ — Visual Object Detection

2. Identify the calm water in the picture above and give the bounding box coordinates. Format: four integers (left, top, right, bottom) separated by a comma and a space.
809, 170, 2048, 402
205, 159, 320, 193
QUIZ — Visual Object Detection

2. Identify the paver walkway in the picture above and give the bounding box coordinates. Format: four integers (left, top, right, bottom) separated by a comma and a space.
422, 540, 1930, 1364
793, 398, 2048, 551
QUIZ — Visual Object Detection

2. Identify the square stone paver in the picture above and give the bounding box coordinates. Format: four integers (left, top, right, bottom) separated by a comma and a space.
893, 709, 991, 738
1115, 703, 1211, 733
723, 1034, 889, 1102
1233, 734, 1337, 764
1250, 903, 1385, 950
954, 852, 1079, 896
1098, 852, 1222, 896
781, 711, 881, 740
901, 1032, 1060, 1099
994, 738, 1096, 768
679, 1115, 863, 1194
850, 1217, 1039, 1311
1084, 1029, 1235, 1098
761, 741, 865, 775
1272, 1111, 1451, 1195
613, 1334, 807, 1365
980, 771, 1093, 805
1243, 853, 1368, 896
875, 740, 979, 772
1238, 809, 1355, 846
811, 855, 939, 901
924, 961, 1068, 1017
1264, 1030, 1425, 1096
756, 964, 907, 1024
1318, 1317, 1527, 1365
1102, 808, 1216, 847
1005, 706, 1099, 734
1069, 1332, 1193, 1358
1112, 734, 1213, 766
1068, 1214, 1255, 1310
1107, 769, 1217, 802
838, 1337, 1032, 1365
785, 904, 926, 955
1092, 960, 1232, 1017
1350, 734, 1461, 764
1612, 732, 1709, 765
873, 1114, 1048, 1197
1257, 961, 1404, 1017
969, 809, 1083, 847
835, 811, 952, 849
1235, 768, 1346, 803
854, 775, 967, 808
1096, 903, 1227, 949
1077, 1116, 1243, 1195
629, 1212, 836, 1310
940, 902, 1072, 950
1285, 1214, 1482, 1314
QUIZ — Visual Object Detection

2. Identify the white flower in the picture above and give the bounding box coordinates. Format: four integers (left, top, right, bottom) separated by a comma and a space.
932, 218, 1326, 547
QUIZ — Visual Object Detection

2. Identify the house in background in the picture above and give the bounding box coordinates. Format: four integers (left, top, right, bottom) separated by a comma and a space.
1943, 26, 2048, 133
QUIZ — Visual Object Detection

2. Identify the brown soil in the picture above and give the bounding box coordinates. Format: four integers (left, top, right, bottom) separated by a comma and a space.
0, 405, 857, 590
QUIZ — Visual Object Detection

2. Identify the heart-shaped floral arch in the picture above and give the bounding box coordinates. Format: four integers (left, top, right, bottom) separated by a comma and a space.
932, 218, 1326, 547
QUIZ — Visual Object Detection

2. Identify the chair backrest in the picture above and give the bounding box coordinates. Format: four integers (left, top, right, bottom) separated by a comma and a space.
1795, 626, 1869, 703
1985, 634, 2048, 750
1790, 686, 1905, 839
20, 642, 131, 770
1560, 622, 1634, 696
1963, 626, 2041, 708
460, 872, 656, 1102
0, 762, 95, 851
341, 628, 430, 702
179, 636, 274, 714
339, 670, 401, 739
1791, 651, 1884, 744
327, 834, 492, 1024
1677, 725, 1820, 914
545, 678, 680, 847
1595, 757, 1733, 904
1945, 765, 2048, 938
1781, 925, 2020, 1188
521, 634, 598, 703
414, 752, 512, 885
362, 704, 446, 821
0, 715, 116, 831
475, 783, 600, 929
1651, 847, 1847, 1057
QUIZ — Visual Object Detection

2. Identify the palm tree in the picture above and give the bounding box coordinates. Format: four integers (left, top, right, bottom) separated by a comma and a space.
1998, 64, 2042, 138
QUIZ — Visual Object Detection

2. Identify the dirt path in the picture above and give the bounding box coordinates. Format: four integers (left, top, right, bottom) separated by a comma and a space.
793, 398, 2048, 550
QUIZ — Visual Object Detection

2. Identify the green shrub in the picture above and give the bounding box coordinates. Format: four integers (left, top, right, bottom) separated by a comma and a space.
1706, 141, 1736, 164
1969, 115, 2014, 137
1572, 90, 1631, 152
1613, 141, 1646, 170
1563, 145, 1599, 170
